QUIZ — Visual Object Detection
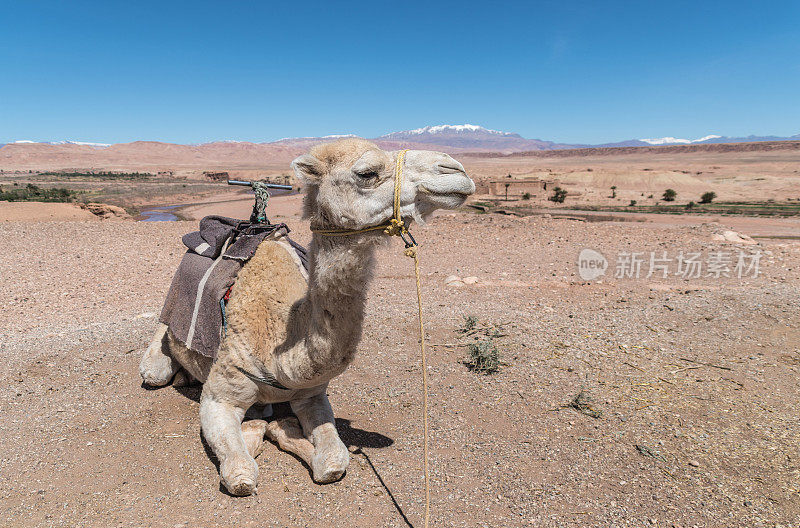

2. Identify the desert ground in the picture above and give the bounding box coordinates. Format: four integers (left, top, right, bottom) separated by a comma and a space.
462, 144, 800, 205
1, 144, 799, 527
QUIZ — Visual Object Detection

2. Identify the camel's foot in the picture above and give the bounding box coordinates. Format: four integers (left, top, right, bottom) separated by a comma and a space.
311, 435, 349, 484
241, 420, 268, 459
139, 347, 179, 387
139, 324, 178, 387
288, 393, 350, 484
220, 455, 259, 496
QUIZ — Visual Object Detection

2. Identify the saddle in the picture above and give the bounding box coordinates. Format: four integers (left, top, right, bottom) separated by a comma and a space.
158, 215, 307, 358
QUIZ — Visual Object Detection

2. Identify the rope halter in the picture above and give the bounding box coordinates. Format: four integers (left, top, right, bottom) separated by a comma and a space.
309, 149, 417, 253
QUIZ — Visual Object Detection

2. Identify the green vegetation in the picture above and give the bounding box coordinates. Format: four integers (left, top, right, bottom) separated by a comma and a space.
0, 183, 80, 202
629, 200, 637, 206
662, 188, 677, 202
610, 185, 617, 199
469, 195, 800, 218
522, 192, 531, 200
700, 191, 717, 204
455, 315, 506, 375
549, 186, 568, 203
565, 201, 800, 217
457, 315, 479, 334
39, 171, 155, 180
465, 339, 500, 375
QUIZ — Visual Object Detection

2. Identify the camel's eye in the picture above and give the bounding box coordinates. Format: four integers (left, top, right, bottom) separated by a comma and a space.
353, 169, 379, 180
351, 151, 385, 182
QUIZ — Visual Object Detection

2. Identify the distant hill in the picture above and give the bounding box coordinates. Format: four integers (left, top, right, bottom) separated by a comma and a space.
462, 140, 800, 158
2, 125, 799, 170
283, 124, 800, 152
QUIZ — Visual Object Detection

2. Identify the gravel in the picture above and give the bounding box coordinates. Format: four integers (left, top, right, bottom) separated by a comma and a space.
1, 211, 799, 527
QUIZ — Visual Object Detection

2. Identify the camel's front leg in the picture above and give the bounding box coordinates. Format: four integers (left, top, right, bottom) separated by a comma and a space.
200, 363, 260, 496
291, 392, 349, 483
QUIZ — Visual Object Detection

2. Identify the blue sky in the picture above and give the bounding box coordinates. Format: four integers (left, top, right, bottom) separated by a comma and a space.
1, 1, 798, 144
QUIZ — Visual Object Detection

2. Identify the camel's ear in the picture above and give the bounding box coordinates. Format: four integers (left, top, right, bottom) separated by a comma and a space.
291, 154, 325, 185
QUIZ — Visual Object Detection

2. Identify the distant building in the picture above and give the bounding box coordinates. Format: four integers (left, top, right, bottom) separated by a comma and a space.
477, 176, 559, 198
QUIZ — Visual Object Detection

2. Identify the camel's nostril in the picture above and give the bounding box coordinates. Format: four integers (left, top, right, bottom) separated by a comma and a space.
436, 161, 466, 175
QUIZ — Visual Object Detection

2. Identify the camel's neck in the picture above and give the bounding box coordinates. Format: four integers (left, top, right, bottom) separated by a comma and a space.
276, 234, 378, 385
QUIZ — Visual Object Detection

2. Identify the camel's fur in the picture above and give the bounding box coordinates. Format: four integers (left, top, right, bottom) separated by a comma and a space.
140, 138, 474, 495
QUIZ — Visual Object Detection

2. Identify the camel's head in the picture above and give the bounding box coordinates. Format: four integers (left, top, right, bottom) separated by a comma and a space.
292, 138, 475, 233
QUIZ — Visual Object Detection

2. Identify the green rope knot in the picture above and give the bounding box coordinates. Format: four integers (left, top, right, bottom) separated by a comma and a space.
250, 180, 272, 224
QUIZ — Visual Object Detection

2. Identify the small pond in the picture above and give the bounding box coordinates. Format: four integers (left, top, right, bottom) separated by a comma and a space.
138, 205, 180, 221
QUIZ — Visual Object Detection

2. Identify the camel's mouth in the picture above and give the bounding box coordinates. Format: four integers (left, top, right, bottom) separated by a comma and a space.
418, 173, 475, 196
417, 190, 471, 211
418, 187, 472, 197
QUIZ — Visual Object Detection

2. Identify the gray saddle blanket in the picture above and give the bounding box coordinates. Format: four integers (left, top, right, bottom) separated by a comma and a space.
159, 215, 308, 358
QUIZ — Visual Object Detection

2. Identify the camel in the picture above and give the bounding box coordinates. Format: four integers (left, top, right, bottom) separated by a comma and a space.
139, 138, 475, 496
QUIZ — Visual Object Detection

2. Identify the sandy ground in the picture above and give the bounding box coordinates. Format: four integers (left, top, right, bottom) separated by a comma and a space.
463, 147, 800, 205
0, 202, 99, 222
2, 195, 800, 528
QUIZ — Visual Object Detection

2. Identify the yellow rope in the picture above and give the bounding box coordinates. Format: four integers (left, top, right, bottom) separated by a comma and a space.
406, 244, 430, 528
385, 149, 408, 236
310, 149, 431, 528
310, 224, 388, 236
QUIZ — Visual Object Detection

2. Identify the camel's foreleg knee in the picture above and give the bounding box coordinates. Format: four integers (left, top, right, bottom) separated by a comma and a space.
139, 323, 180, 387
291, 392, 349, 483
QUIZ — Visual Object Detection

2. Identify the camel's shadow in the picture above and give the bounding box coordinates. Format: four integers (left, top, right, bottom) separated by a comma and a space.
335, 417, 394, 450
263, 401, 394, 450
172, 383, 202, 403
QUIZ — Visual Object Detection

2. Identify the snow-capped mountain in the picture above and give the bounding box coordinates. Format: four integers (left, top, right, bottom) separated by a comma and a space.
377, 124, 561, 151
381, 124, 517, 138
380, 125, 799, 151
10, 139, 111, 147
639, 135, 722, 145
597, 134, 800, 148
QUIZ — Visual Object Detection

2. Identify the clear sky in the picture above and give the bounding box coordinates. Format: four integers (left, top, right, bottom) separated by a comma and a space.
1, 1, 798, 144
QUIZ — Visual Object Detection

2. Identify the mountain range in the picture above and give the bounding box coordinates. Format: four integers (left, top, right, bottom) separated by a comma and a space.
2, 125, 799, 170
379, 125, 800, 151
